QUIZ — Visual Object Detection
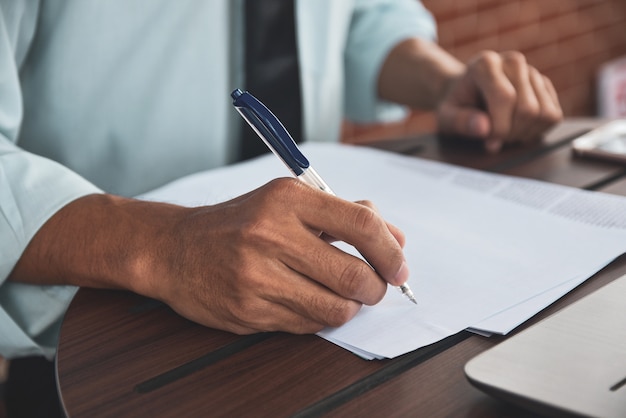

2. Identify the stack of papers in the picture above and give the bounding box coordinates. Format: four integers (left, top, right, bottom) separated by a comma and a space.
140, 143, 626, 359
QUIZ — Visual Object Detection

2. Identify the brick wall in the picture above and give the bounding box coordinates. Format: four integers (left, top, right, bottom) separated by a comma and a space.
342, 0, 626, 143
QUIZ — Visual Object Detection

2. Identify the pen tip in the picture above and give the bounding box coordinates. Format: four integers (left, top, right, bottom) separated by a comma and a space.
400, 283, 417, 305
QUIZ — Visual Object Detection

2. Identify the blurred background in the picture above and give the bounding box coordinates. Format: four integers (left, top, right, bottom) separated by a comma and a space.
343, 0, 626, 143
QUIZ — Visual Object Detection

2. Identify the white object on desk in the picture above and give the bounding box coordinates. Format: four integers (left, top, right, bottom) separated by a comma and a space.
140, 143, 626, 359
465, 273, 626, 418
598, 55, 626, 118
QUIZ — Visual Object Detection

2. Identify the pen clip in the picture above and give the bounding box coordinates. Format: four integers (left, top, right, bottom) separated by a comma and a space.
231, 89, 309, 175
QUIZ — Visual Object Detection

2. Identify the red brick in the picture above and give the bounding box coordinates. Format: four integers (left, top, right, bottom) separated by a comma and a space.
475, 0, 505, 13
556, 32, 598, 65
451, 34, 502, 62
559, 83, 593, 116
518, 1, 542, 26
596, 23, 626, 52
495, 2, 523, 30
422, 0, 459, 20
525, 43, 561, 71
497, 23, 544, 52
547, 10, 591, 40
474, 6, 502, 39
582, 1, 624, 27
539, 1, 576, 21
438, 13, 480, 46
454, 0, 478, 16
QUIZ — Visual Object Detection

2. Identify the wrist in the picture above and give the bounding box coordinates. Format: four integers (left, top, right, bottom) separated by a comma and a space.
9, 194, 184, 301
378, 38, 465, 109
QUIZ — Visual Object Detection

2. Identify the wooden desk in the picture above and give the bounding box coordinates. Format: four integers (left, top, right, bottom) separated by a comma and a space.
57, 119, 626, 417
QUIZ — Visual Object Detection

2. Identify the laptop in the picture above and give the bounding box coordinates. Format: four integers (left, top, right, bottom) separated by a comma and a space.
465, 274, 626, 417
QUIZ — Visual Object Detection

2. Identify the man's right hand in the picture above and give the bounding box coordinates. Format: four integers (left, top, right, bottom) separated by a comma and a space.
10, 178, 408, 334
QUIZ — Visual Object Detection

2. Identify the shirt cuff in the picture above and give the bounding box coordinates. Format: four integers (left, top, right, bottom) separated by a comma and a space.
0, 139, 102, 358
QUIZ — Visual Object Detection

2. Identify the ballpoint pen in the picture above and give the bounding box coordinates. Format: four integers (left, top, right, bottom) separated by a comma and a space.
231, 88, 417, 305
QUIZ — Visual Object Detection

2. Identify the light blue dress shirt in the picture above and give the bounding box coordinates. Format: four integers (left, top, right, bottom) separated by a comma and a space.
0, 0, 435, 358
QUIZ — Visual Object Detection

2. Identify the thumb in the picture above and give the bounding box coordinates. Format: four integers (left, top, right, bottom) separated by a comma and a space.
437, 105, 502, 153
437, 104, 492, 139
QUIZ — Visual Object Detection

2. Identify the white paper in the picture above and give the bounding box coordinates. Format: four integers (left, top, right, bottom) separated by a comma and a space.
140, 143, 626, 359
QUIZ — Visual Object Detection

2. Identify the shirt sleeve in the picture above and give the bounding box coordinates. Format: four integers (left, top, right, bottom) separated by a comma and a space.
0, 3, 102, 359
344, 0, 437, 123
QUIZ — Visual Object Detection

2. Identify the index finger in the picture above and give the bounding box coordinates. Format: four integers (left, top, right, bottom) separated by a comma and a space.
299, 188, 409, 287
469, 51, 517, 141
312, 199, 406, 250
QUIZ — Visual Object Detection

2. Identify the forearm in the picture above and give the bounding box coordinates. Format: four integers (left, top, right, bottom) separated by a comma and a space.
8, 178, 411, 336
8, 194, 181, 299
377, 37, 465, 110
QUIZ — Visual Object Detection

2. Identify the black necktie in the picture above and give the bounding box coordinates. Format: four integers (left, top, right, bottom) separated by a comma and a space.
239, 0, 302, 161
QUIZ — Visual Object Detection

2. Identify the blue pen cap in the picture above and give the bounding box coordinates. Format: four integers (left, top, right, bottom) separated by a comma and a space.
231, 89, 309, 175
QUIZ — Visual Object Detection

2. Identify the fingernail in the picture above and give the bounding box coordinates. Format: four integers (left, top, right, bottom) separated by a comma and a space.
394, 261, 410, 285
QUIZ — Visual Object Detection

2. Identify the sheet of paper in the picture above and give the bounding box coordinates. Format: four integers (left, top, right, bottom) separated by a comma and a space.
140, 143, 626, 359
467, 271, 599, 336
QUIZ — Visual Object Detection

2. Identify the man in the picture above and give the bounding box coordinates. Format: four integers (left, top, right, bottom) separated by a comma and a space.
0, 1, 561, 414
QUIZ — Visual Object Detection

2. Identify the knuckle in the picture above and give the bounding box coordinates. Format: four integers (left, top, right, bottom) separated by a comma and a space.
369, 285, 387, 305
355, 199, 376, 211
502, 50, 527, 67
535, 103, 561, 127
517, 100, 541, 120
492, 86, 517, 108
529, 66, 542, 80
238, 216, 272, 244
546, 104, 564, 122
351, 205, 381, 234
264, 177, 303, 201
227, 298, 265, 330
238, 262, 266, 289
339, 260, 371, 296
324, 299, 357, 327
473, 50, 500, 68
